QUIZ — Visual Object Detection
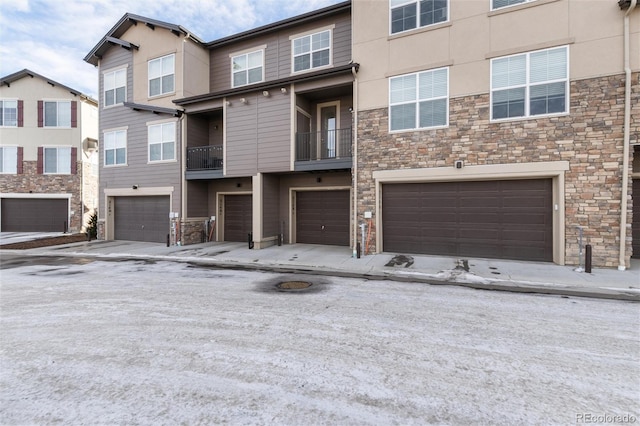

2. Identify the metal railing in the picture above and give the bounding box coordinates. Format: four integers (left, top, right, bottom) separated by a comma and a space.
295, 127, 352, 162
186, 145, 223, 170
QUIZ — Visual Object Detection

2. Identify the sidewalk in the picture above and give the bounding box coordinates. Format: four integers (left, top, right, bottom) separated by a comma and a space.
11, 238, 639, 302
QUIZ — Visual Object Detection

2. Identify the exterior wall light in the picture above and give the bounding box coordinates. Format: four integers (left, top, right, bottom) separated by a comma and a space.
262, 90, 270, 97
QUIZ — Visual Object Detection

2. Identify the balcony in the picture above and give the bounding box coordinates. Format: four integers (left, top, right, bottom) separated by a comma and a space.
295, 127, 352, 171
185, 145, 223, 180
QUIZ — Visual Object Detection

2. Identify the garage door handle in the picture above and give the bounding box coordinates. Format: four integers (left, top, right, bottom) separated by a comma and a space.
321, 225, 325, 230
141, 225, 145, 229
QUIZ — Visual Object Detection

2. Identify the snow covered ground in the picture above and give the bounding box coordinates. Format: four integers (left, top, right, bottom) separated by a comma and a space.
1, 257, 638, 425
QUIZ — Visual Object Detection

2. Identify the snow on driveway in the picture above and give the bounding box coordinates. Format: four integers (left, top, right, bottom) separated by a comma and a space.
1, 258, 638, 425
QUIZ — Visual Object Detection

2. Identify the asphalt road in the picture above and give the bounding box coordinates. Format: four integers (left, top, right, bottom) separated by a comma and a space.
1, 257, 638, 425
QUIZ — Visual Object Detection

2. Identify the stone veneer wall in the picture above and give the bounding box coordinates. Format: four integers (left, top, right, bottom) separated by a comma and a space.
356, 73, 639, 268
0, 161, 84, 233
180, 218, 209, 245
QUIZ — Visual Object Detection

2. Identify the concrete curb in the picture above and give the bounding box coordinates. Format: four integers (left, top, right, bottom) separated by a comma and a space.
17, 249, 640, 302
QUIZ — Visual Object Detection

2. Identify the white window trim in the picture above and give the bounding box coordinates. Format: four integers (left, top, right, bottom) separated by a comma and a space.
0, 99, 18, 128
389, 0, 450, 36
103, 128, 128, 167
489, 45, 569, 123
103, 66, 127, 108
290, 27, 334, 74
147, 119, 177, 164
0, 145, 18, 174
230, 48, 265, 88
43, 146, 72, 175
42, 99, 71, 128
490, 0, 536, 11
148, 53, 176, 98
388, 67, 450, 133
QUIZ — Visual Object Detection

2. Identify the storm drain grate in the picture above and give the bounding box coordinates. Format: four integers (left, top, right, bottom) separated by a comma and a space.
277, 281, 312, 290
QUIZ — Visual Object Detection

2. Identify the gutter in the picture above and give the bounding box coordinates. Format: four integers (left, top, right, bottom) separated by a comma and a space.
619, 0, 637, 270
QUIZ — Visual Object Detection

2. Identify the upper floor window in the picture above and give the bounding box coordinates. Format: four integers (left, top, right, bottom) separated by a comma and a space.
232, 50, 264, 87
0, 146, 18, 174
292, 30, 331, 72
104, 129, 127, 166
491, 45, 568, 121
44, 101, 71, 127
492, 0, 536, 10
148, 122, 175, 162
0, 100, 18, 127
389, 67, 449, 131
149, 54, 175, 97
390, 0, 448, 34
104, 68, 126, 107
44, 147, 71, 174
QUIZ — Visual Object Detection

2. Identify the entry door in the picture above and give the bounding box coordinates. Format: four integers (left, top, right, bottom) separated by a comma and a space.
318, 102, 339, 160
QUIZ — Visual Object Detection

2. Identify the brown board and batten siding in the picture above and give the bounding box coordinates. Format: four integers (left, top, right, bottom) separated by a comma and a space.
257, 93, 291, 173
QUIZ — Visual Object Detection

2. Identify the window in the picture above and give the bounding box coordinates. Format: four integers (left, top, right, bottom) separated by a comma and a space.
104, 130, 127, 166
0, 100, 17, 127
104, 68, 126, 106
44, 147, 71, 174
232, 50, 263, 87
149, 54, 175, 97
390, 0, 448, 34
44, 101, 71, 127
492, 0, 535, 10
293, 30, 331, 72
0, 146, 18, 173
148, 122, 175, 162
491, 46, 568, 120
389, 67, 448, 131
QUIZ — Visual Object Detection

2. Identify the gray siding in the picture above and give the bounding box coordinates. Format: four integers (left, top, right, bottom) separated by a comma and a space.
209, 10, 352, 92
99, 47, 181, 215
187, 180, 208, 217
262, 174, 280, 238
225, 95, 258, 176
257, 91, 291, 172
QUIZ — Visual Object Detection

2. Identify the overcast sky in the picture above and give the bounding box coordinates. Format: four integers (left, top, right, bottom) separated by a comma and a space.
0, 0, 345, 99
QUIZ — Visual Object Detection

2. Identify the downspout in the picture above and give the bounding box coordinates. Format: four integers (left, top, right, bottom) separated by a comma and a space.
352, 65, 359, 257
619, 0, 637, 270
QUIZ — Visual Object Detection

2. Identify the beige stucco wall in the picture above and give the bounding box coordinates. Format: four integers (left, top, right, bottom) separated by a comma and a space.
0, 76, 97, 161
353, 0, 640, 110
119, 24, 209, 107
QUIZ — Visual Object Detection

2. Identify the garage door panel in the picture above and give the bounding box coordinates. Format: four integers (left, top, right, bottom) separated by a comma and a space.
296, 191, 349, 246
224, 195, 252, 242
382, 179, 553, 262
114, 196, 169, 243
1, 198, 68, 232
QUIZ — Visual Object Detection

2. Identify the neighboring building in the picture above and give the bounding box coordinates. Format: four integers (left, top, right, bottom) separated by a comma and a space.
0, 69, 98, 233
352, 0, 639, 268
85, 0, 639, 269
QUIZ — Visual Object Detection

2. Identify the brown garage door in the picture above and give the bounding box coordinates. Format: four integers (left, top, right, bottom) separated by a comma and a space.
114, 196, 170, 243
296, 190, 350, 246
1, 198, 68, 232
382, 179, 553, 262
224, 194, 252, 242
633, 179, 640, 259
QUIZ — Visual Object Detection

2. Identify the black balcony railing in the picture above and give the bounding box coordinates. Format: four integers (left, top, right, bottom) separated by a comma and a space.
186, 145, 223, 170
295, 128, 352, 162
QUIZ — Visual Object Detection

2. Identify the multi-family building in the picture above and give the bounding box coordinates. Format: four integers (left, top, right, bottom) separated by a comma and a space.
352, 0, 639, 269
85, 0, 639, 269
0, 69, 98, 233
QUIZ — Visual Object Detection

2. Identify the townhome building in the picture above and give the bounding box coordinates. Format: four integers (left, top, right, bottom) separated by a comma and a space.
352, 0, 639, 268
85, 0, 638, 269
85, 2, 355, 249
0, 69, 98, 233
84, 14, 209, 244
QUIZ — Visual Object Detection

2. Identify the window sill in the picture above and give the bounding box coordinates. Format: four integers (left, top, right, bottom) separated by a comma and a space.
291, 63, 333, 76
489, 111, 569, 124
389, 124, 449, 134
148, 92, 176, 101
148, 159, 177, 164
388, 21, 452, 41
488, 0, 561, 17
103, 164, 128, 168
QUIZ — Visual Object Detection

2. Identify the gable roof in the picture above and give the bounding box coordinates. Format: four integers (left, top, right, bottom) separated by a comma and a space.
205, 1, 350, 49
84, 13, 203, 66
0, 69, 97, 105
